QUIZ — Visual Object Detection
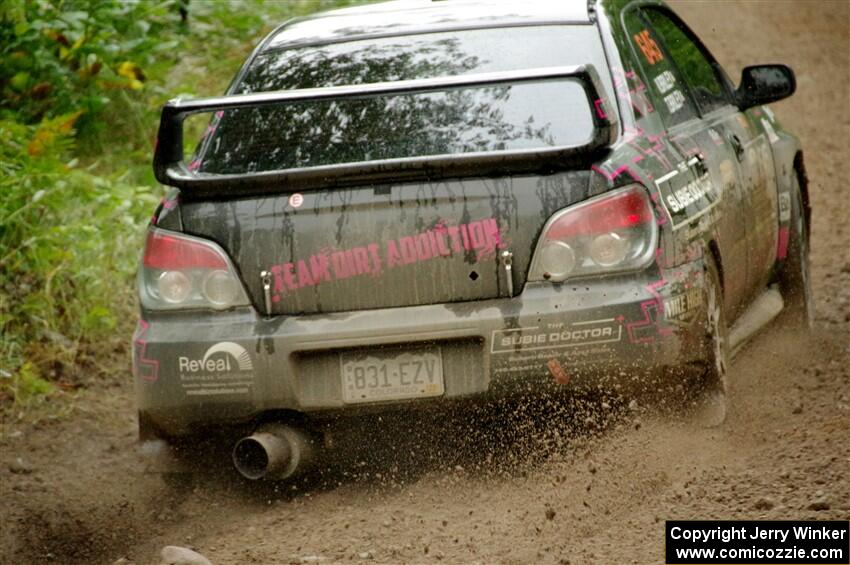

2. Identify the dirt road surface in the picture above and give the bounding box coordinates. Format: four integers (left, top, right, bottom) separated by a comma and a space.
2, 2, 848, 564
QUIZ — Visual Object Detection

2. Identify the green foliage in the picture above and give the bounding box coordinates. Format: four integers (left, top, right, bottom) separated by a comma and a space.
1, 361, 55, 409
0, 1, 177, 132
0, 114, 158, 403
0, 0, 371, 410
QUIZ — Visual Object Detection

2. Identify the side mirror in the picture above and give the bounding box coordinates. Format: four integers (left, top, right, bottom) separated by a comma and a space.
735, 64, 796, 110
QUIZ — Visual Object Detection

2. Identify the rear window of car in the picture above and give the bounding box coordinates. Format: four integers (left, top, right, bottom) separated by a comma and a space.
193, 25, 614, 175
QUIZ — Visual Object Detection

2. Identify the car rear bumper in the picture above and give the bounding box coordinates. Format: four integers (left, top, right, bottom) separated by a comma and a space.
134, 263, 706, 437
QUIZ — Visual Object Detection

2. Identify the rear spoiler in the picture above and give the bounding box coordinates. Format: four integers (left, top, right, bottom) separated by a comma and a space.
153, 65, 617, 197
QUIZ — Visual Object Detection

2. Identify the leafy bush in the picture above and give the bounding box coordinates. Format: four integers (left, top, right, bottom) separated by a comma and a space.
0, 1, 178, 138
0, 1, 176, 407
0, 114, 158, 405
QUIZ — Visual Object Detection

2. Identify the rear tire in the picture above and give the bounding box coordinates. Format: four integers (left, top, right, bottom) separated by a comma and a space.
779, 174, 814, 329
693, 254, 729, 427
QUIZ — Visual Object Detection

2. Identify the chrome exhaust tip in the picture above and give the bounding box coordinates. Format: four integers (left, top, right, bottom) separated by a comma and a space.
232, 424, 312, 480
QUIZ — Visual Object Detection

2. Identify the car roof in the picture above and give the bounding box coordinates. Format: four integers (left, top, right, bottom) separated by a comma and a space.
263, 0, 594, 51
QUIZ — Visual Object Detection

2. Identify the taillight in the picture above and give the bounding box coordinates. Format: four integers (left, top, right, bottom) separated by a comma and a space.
143, 230, 227, 270
139, 227, 249, 311
528, 185, 658, 283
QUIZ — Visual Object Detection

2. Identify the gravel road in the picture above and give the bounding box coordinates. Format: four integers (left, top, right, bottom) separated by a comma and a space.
1, 2, 848, 564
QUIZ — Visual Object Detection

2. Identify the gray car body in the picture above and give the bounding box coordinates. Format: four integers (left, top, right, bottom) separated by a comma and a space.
134, 0, 805, 439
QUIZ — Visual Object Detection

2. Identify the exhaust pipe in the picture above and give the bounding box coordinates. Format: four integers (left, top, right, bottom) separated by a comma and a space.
232, 424, 313, 480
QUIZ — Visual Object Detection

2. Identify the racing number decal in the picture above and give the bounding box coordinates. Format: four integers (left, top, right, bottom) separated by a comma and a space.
634, 30, 664, 65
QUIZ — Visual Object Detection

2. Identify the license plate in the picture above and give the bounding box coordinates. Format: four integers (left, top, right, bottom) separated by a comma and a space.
341, 347, 444, 404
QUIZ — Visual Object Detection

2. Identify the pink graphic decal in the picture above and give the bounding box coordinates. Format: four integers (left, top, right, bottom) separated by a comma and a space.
185, 111, 225, 173
776, 226, 790, 259
626, 300, 672, 344
267, 218, 507, 299
152, 195, 178, 225
645, 272, 667, 310
132, 319, 159, 382
624, 125, 673, 171
612, 69, 655, 118
627, 248, 676, 344
594, 98, 608, 119
627, 282, 675, 345
600, 70, 680, 180
643, 133, 672, 170
599, 125, 672, 185
591, 163, 642, 183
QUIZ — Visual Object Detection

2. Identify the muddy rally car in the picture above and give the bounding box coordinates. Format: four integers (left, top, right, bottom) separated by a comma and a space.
134, 0, 812, 480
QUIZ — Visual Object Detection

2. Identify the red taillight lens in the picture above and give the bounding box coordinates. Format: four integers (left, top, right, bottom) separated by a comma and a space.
545, 188, 655, 240
529, 185, 658, 283
143, 230, 227, 270
139, 228, 248, 310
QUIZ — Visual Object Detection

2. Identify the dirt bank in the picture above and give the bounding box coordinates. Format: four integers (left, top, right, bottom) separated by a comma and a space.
1, 2, 848, 564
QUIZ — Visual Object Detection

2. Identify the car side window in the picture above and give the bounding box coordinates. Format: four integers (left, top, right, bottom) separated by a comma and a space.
642, 8, 730, 115
622, 8, 698, 128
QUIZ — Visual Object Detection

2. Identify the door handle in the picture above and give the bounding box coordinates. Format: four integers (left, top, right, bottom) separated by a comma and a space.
728, 134, 745, 162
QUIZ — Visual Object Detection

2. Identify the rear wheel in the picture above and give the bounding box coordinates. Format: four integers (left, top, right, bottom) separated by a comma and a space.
693, 254, 729, 427
779, 174, 814, 329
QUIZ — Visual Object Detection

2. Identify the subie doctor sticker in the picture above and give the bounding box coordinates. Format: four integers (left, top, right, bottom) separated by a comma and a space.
490, 318, 623, 354
654, 158, 720, 230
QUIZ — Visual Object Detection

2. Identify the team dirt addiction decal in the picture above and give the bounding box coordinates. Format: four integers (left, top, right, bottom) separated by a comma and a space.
267, 218, 505, 300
